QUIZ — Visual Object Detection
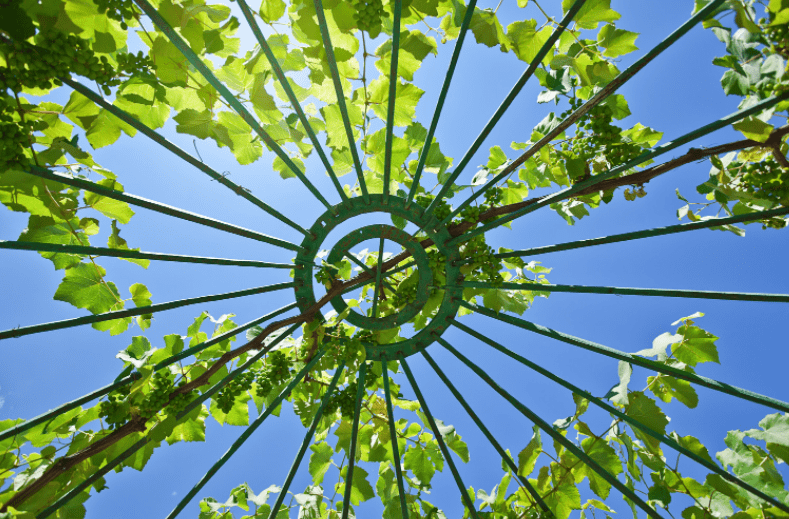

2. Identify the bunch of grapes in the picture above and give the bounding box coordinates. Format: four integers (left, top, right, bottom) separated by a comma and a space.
0, 96, 37, 170
415, 194, 452, 222
92, 0, 138, 29
138, 371, 179, 420
460, 234, 503, 287
214, 369, 255, 414
560, 97, 643, 173
760, 11, 789, 60
325, 381, 360, 419
352, 0, 388, 33
389, 276, 418, 308
738, 156, 789, 209
99, 384, 133, 430
623, 184, 647, 201
315, 264, 337, 289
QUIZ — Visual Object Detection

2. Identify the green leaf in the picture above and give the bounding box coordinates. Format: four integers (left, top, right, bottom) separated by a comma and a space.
732, 116, 774, 143
85, 109, 135, 149
517, 425, 542, 477
368, 78, 425, 128
544, 480, 581, 519
604, 360, 631, 406
107, 220, 149, 268
672, 324, 719, 367
308, 442, 333, 484
746, 413, 789, 464
259, 0, 286, 22
596, 23, 639, 58
341, 465, 375, 505
562, 0, 620, 30
53, 263, 122, 314
721, 69, 751, 96
469, 9, 510, 51
507, 20, 553, 64
18, 215, 87, 270
626, 391, 669, 453
217, 111, 263, 165
83, 179, 135, 224
575, 437, 623, 499
647, 374, 699, 408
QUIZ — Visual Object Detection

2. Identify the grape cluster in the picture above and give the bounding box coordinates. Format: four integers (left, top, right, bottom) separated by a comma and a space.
0, 95, 37, 170
99, 384, 132, 430
325, 380, 359, 419
623, 184, 647, 201
138, 371, 187, 420
389, 277, 417, 308
215, 370, 255, 414
415, 194, 452, 222
739, 156, 789, 206
92, 0, 138, 29
460, 234, 503, 287
315, 264, 337, 289
560, 97, 642, 173
760, 13, 789, 60
352, 0, 389, 33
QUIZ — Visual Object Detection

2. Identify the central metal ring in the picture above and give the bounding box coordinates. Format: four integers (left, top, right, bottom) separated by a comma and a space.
326, 223, 432, 330
293, 195, 462, 361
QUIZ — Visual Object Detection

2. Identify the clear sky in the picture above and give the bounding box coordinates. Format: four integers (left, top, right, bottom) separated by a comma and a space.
1, 0, 788, 517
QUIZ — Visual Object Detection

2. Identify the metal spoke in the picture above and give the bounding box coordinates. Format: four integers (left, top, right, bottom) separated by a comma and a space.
343, 250, 397, 293
166, 349, 326, 519
176, 323, 301, 420
462, 281, 789, 303
438, 337, 664, 519
383, 0, 403, 204
400, 357, 481, 519
0, 304, 297, 443
0, 282, 295, 341
406, 0, 478, 206
235, 0, 348, 202
268, 363, 346, 519
451, 92, 789, 247
419, 349, 553, 516
341, 362, 368, 519
424, 0, 588, 220
22, 165, 306, 252
372, 237, 387, 318
62, 78, 311, 235
489, 206, 789, 260
0, 240, 296, 269
459, 301, 789, 413
446, 0, 727, 219
452, 320, 789, 514
132, 0, 335, 212
313, 0, 370, 203
382, 360, 409, 519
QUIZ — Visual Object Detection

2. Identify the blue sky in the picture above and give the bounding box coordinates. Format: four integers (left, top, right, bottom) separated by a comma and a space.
2, 0, 788, 517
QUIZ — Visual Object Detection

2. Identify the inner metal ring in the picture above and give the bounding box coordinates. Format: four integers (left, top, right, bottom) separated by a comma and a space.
293, 194, 462, 361
326, 223, 432, 330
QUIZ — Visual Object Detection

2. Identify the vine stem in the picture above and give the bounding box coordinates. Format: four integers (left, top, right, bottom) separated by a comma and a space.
4, 126, 789, 513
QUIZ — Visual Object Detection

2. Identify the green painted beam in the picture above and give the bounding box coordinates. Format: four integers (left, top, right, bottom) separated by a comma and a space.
132, 0, 335, 212
268, 363, 345, 519
446, 0, 727, 219
0, 282, 295, 341
406, 0, 478, 206
22, 165, 306, 252
341, 363, 368, 519
437, 337, 664, 519
424, 0, 588, 220
419, 349, 553, 516
313, 0, 369, 203
490, 206, 789, 260
235, 0, 348, 203
383, 0, 403, 205
372, 237, 387, 318
459, 301, 789, 414
383, 360, 410, 519
0, 240, 297, 269
62, 78, 311, 235
452, 320, 789, 514
452, 91, 789, 246
401, 357, 481, 519
165, 350, 326, 519
461, 281, 789, 303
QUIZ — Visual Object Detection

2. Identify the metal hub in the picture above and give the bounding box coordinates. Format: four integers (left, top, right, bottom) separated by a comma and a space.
293, 194, 462, 361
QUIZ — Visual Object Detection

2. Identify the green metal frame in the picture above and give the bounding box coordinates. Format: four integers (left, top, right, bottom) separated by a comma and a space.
5, 0, 789, 518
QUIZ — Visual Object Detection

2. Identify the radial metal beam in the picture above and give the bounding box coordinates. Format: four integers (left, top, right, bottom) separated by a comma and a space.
383, 0, 403, 205
406, 0, 478, 206
372, 237, 387, 318
0, 240, 296, 269
490, 206, 789, 260
165, 350, 326, 519
268, 363, 346, 519
459, 301, 789, 413
401, 357, 481, 519
132, 0, 335, 211
0, 282, 295, 341
424, 0, 588, 219
21, 165, 306, 252
452, 92, 789, 246
313, 0, 370, 203
419, 349, 553, 516
461, 281, 789, 303
383, 360, 410, 518
62, 78, 311, 235
437, 338, 664, 519
452, 320, 789, 514
236, 0, 348, 202
445, 0, 728, 220
341, 363, 368, 519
